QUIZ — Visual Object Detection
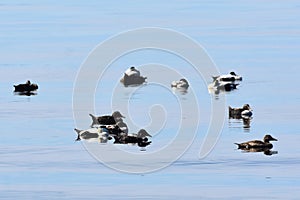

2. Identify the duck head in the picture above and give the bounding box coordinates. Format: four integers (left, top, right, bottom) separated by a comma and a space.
179, 78, 188, 83
137, 129, 152, 138
263, 134, 278, 143
112, 111, 125, 119
243, 104, 252, 111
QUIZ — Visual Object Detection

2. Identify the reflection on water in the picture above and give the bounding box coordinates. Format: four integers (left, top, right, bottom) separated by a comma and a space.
13, 91, 37, 96
240, 148, 278, 156
229, 117, 252, 131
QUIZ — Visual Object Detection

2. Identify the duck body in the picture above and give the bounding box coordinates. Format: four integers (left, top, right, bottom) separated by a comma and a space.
120, 66, 147, 86
171, 78, 189, 89
212, 72, 242, 82
74, 127, 112, 143
235, 134, 277, 150
229, 104, 253, 118
89, 111, 125, 127
113, 129, 152, 146
14, 80, 38, 92
209, 80, 239, 92
120, 73, 147, 86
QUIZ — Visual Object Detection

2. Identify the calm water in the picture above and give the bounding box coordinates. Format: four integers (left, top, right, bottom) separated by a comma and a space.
1, 0, 300, 199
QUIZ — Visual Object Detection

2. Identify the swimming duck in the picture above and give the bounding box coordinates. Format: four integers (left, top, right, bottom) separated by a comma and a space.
235, 134, 277, 150
14, 80, 38, 93
171, 78, 189, 89
89, 111, 125, 127
120, 66, 147, 86
114, 129, 152, 144
229, 104, 253, 118
212, 71, 242, 82
74, 127, 112, 143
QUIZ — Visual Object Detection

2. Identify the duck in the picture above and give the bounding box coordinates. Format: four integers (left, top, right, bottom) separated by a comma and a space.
120, 66, 147, 86
74, 127, 112, 143
89, 111, 125, 127
212, 71, 242, 82
171, 78, 189, 89
229, 104, 253, 118
114, 129, 152, 145
235, 134, 277, 150
14, 80, 38, 93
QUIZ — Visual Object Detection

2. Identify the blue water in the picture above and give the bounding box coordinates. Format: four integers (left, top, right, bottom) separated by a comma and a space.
1, 0, 300, 199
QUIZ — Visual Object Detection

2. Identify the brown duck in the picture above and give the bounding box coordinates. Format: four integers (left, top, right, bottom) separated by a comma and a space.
235, 134, 277, 150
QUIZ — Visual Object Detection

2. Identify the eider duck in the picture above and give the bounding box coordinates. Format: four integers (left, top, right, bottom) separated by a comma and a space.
89, 111, 125, 127
14, 80, 38, 93
74, 127, 112, 143
235, 134, 277, 150
212, 71, 242, 82
229, 104, 253, 118
171, 78, 189, 89
120, 66, 147, 86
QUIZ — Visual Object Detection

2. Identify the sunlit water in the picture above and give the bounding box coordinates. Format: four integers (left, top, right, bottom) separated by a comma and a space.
1, 0, 300, 199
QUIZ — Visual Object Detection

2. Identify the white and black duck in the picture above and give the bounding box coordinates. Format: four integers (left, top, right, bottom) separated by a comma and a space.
89, 111, 125, 127
120, 66, 147, 86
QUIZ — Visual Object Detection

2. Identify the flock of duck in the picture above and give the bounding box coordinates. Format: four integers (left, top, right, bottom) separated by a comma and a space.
74, 111, 152, 150
209, 71, 278, 155
14, 66, 278, 154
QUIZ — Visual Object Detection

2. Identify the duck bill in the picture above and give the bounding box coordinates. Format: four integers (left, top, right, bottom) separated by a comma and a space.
271, 137, 278, 141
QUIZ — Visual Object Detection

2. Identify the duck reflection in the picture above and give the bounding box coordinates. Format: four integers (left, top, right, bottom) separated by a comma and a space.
241, 148, 278, 156
14, 91, 37, 96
